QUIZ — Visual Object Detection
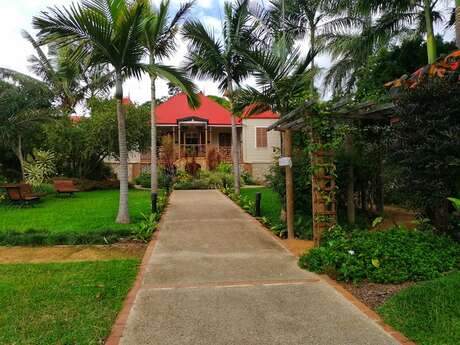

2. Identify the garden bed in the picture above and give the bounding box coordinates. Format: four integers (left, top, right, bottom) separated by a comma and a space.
340, 281, 414, 309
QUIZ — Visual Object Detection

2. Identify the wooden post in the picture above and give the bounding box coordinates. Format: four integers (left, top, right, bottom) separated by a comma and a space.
205, 124, 208, 160
311, 131, 337, 247
345, 135, 355, 225
255, 192, 261, 217
178, 124, 181, 159
376, 147, 384, 214
284, 130, 295, 240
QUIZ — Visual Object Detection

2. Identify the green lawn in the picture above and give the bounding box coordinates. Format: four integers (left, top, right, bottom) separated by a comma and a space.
241, 187, 282, 225
378, 271, 460, 345
0, 189, 151, 234
0, 260, 139, 345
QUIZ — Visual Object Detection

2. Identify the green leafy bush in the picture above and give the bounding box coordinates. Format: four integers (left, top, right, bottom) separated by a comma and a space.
299, 226, 460, 283
74, 179, 122, 191
134, 170, 170, 189
216, 162, 232, 174
174, 170, 233, 190
0, 229, 133, 246
132, 213, 159, 242
241, 169, 254, 185
23, 150, 57, 188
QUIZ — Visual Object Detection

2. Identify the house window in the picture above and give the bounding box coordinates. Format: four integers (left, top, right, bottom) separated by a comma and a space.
219, 133, 232, 146
256, 127, 268, 148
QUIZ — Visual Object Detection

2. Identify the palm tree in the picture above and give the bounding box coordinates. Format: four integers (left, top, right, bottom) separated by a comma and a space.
182, 0, 255, 195
356, 0, 443, 63
457, 0, 460, 49
21, 30, 112, 114
33, 0, 148, 224
140, 0, 198, 196
447, 0, 460, 49
322, 14, 381, 93
234, 43, 317, 239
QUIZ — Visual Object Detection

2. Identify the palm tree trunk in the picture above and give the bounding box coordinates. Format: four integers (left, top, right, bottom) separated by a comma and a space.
150, 74, 158, 194
115, 74, 131, 224
228, 80, 241, 194
423, 0, 437, 64
456, 0, 460, 49
310, 22, 316, 91
284, 129, 295, 240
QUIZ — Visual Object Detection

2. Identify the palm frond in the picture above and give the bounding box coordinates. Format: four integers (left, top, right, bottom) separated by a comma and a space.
144, 63, 200, 108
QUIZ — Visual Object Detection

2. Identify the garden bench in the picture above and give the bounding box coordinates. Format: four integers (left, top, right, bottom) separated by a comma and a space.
53, 179, 79, 195
1, 184, 41, 205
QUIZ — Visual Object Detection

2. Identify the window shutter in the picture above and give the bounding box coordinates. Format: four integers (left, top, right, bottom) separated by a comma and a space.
256, 128, 268, 148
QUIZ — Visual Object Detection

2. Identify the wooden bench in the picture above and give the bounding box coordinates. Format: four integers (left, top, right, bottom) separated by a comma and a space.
53, 179, 79, 195
1, 184, 41, 205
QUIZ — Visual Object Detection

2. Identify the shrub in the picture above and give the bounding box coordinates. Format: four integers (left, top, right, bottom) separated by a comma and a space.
299, 226, 460, 283
134, 170, 169, 189
207, 148, 222, 171
390, 78, 460, 232
74, 179, 122, 191
241, 169, 254, 185
33, 183, 55, 195
0, 229, 133, 246
216, 162, 232, 174
173, 170, 233, 190
23, 150, 57, 188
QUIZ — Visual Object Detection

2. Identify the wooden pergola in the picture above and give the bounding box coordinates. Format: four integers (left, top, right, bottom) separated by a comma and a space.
268, 100, 397, 246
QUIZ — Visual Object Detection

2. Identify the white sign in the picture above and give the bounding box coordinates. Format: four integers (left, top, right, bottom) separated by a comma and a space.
279, 157, 292, 167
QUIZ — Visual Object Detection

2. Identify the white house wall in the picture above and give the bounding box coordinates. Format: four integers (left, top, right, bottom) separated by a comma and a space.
242, 118, 281, 164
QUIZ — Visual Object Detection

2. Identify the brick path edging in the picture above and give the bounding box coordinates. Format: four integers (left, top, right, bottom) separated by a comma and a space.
104, 206, 167, 345
221, 190, 417, 345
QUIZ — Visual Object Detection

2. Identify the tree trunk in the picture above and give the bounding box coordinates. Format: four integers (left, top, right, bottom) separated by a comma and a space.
150, 74, 158, 194
424, 0, 437, 64
284, 130, 295, 240
376, 149, 384, 214
227, 80, 241, 194
115, 74, 131, 224
16, 135, 25, 180
310, 22, 316, 91
345, 135, 355, 225
430, 199, 450, 232
456, 0, 460, 49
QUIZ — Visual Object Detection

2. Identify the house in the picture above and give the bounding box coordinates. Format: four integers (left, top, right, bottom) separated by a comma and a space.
106, 93, 281, 182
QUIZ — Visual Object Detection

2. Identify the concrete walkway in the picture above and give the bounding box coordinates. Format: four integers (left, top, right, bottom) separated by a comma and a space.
119, 190, 399, 345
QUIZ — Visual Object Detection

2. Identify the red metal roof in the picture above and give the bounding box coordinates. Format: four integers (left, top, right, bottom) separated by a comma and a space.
156, 93, 278, 125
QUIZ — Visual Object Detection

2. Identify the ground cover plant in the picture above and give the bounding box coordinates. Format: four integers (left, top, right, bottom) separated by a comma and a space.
0, 189, 164, 245
173, 167, 234, 190
240, 187, 282, 227
0, 259, 138, 345
378, 271, 460, 345
224, 186, 313, 239
299, 225, 460, 283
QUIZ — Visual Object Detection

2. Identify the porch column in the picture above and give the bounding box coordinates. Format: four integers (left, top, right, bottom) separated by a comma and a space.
172, 127, 176, 160
178, 124, 181, 159
205, 124, 208, 158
